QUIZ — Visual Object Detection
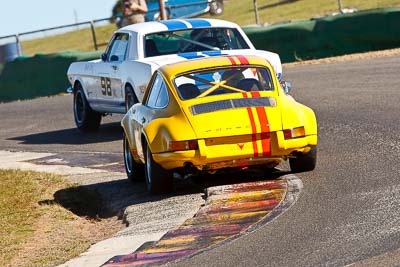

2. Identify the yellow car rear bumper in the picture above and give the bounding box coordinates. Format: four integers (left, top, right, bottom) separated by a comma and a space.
153, 133, 317, 170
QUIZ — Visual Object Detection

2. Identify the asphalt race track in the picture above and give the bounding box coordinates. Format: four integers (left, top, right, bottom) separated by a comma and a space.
175, 55, 400, 266
1, 54, 400, 266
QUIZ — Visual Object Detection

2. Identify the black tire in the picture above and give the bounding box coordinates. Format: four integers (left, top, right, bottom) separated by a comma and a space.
289, 146, 317, 173
125, 85, 139, 113
123, 133, 145, 182
210, 0, 224, 15
73, 83, 101, 132
144, 142, 173, 194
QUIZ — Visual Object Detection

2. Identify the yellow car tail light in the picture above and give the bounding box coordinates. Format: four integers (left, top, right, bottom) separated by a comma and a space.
283, 126, 305, 140
168, 140, 198, 151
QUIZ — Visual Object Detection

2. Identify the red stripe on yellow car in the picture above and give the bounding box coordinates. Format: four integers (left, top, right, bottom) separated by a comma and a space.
242, 92, 272, 157
242, 92, 259, 157
236, 55, 250, 65
227, 55, 250, 66
236, 55, 262, 157
251, 92, 271, 157
227, 55, 237, 65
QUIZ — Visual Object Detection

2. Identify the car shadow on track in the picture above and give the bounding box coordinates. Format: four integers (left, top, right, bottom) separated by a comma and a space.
41, 177, 202, 220
45, 167, 291, 220
187, 167, 291, 189
8, 122, 123, 145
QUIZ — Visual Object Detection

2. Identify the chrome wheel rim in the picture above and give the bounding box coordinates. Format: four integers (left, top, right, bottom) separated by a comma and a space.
123, 136, 133, 174
145, 146, 152, 187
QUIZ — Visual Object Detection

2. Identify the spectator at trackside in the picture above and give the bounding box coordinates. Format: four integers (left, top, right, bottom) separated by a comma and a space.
121, 0, 148, 27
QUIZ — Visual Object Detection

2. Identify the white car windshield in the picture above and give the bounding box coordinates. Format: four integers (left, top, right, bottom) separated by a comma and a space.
144, 28, 250, 57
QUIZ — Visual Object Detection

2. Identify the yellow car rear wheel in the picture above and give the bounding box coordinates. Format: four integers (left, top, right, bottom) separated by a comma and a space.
289, 146, 317, 173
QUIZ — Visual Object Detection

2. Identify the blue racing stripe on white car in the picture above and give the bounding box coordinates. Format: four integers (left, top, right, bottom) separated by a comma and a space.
186, 19, 212, 28
178, 51, 227, 60
202, 50, 225, 56
178, 52, 206, 59
159, 20, 188, 30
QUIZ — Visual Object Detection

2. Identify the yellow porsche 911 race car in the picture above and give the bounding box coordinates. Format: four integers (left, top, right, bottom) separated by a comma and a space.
122, 55, 317, 194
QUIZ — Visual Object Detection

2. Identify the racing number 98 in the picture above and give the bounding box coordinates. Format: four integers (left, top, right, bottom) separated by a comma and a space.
101, 77, 112, 96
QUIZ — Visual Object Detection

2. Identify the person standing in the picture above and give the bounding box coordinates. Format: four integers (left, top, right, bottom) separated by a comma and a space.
121, 0, 148, 27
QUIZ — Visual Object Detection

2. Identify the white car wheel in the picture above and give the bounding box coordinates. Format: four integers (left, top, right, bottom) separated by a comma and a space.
73, 83, 101, 132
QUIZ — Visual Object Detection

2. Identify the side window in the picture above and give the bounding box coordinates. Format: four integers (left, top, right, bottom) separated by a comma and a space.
106, 33, 129, 62
259, 69, 274, 91
146, 73, 169, 109
220, 28, 250, 50
155, 82, 168, 108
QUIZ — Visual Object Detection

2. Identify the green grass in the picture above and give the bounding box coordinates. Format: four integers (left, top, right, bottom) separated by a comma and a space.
21, 24, 117, 56
205, 0, 400, 26
19, 0, 400, 56
0, 169, 119, 267
0, 170, 58, 263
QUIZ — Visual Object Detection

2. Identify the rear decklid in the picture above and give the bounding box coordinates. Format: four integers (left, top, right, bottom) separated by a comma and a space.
181, 92, 282, 139
180, 93, 283, 158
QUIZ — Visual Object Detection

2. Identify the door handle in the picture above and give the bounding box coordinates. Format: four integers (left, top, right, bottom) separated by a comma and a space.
112, 65, 118, 71
141, 117, 146, 124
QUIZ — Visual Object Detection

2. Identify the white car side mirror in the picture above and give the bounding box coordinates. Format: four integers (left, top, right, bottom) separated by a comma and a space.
281, 81, 292, 94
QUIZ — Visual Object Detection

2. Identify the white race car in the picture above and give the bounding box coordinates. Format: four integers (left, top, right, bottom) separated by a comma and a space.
67, 18, 282, 131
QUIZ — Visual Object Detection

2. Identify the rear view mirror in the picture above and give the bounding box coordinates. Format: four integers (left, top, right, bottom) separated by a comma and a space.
110, 55, 119, 62
281, 81, 292, 94
101, 53, 107, 61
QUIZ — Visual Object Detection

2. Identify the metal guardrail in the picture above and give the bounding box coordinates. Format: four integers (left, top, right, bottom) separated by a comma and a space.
0, 0, 218, 57
0, 17, 113, 57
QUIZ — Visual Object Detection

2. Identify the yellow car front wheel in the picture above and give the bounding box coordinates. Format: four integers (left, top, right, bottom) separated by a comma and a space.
144, 142, 173, 194
123, 134, 144, 182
